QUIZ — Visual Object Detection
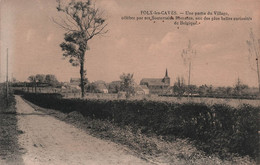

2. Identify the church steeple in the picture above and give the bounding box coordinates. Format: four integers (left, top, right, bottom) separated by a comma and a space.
163, 68, 170, 85
165, 68, 168, 77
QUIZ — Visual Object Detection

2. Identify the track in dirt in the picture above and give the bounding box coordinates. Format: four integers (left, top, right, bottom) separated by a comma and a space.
15, 95, 151, 165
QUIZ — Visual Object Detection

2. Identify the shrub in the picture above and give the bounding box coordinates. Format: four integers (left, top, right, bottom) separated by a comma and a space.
21, 92, 259, 159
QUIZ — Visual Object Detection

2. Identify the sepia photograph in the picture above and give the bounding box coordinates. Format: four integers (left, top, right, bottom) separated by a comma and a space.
0, 0, 260, 164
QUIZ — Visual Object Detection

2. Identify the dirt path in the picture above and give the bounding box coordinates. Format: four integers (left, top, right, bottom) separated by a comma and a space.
15, 95, 152, 165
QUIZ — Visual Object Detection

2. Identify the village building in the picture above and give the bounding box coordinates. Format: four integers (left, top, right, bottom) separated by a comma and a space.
68, 78, 88, 90
134, 85, 150, 95
140, 69, 171, 95
69, 78, 81, 89
93, 80, 109, 93
139, 85, 150, 95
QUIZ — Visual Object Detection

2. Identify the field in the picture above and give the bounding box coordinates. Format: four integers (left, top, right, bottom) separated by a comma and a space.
13, 87, 260, 108
80, 93, 260, 108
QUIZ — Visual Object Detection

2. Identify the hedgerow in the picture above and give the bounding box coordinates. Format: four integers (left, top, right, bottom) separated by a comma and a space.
21, 92, 259, 159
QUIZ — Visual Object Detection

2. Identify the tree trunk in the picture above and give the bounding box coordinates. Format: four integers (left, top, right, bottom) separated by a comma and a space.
256, 58, 260, 94
80, 60, 85, 98
35, 82, 37, 93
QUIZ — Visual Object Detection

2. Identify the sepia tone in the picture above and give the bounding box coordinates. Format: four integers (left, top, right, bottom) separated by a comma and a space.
0, 0, 260, 164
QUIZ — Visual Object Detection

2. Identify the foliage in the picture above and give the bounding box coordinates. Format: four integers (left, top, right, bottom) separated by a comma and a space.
173, 77, 186, 96
56, 0, 108, 98
85, 82, 99, 93
27, 74, 60, 87
233, 78, 249, 96
35, 74, 46, 83
45, 74, 59, 87
108, 82, 120, 93
0, 83, 16, 112
171, 81, 258, 99
22, 92, 259, 159
120, 73, 135, 98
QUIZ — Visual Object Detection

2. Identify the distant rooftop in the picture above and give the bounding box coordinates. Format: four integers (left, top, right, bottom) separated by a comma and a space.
140, 78, 167, 86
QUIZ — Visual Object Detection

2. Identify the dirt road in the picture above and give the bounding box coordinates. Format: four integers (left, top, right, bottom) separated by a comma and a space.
15, 95, 151, 165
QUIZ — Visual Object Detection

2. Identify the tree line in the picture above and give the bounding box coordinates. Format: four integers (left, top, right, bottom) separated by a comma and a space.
172, 77, 258, 98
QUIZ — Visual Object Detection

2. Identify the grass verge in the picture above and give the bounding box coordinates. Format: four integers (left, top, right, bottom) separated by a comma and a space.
0, 85, 24, 165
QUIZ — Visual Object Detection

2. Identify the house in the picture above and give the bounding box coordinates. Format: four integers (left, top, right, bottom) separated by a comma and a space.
140, 85, 150, 95
69, 78, 89, 90
70, 78, 81, 85
96, 83, 108, 93
69, 78, 81, 89
140, 69, 170, 95
134, 85, 150, 95
92, 80, 108, 93
108, 81, 121, 93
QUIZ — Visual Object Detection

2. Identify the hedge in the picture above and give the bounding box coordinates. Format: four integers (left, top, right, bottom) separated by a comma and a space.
21, 92, 259, 159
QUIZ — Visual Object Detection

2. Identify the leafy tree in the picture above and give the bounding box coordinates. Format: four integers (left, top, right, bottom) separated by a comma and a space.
120, 73, 135, 98
215, 87, 226, 96
35, 74, 46, 83
28, 75, 36, 92
45, 74, 59, 87
206, 85, 214, 96
55, 0, 108, 98
173, 77, 186, 96
225, 86, 233, 96
189, 85, 198, 95
234, 78, 249, 96
85, 82, 99, 93
198, 85, 208, 96
28, 75, 36, 83
108, 82, 121, 93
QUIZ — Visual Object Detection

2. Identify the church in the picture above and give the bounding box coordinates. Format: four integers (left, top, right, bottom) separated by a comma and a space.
140, 69, 171, 95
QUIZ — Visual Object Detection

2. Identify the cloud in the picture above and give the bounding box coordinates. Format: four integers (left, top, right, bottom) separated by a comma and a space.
35, 0, 44, 10
99, 0, 121, 14
115, 37, 127, 48
26, 29, 34, 42
148, 31, 188, 57
46, 33, 53, 42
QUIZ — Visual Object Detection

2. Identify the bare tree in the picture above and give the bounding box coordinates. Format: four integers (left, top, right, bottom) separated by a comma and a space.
173, 76, 186, 97
55, 0, 108, 98
181, 40, 196, 96
246, 28, 260, 93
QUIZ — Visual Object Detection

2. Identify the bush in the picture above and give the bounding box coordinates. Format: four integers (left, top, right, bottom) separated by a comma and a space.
21, 92, 259, 159
0, 84, 16, 111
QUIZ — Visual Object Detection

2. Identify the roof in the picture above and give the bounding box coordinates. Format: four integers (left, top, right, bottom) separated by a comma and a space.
109, 81, 121, 85
70, 78, 80, 82
96, 83, 107, 90
134, 86, 144, 92
140, 85, 149, 90
140, 78, 166, 86
70, 78, 81, 85
93, 80, 106, 85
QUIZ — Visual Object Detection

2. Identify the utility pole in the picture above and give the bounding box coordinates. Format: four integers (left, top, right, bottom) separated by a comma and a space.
257, 58, 260, 93
188, 61, 191, 87
6, 48, 9, 105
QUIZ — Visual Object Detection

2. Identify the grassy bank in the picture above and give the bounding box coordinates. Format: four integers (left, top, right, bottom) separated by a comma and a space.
21, 92, 259, 162
0, 84, 23, 164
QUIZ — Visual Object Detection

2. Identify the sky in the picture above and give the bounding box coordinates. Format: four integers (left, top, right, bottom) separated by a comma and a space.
0, 0, 260, 87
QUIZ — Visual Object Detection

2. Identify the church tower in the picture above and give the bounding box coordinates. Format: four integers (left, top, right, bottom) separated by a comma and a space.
162, 68, 170, 85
